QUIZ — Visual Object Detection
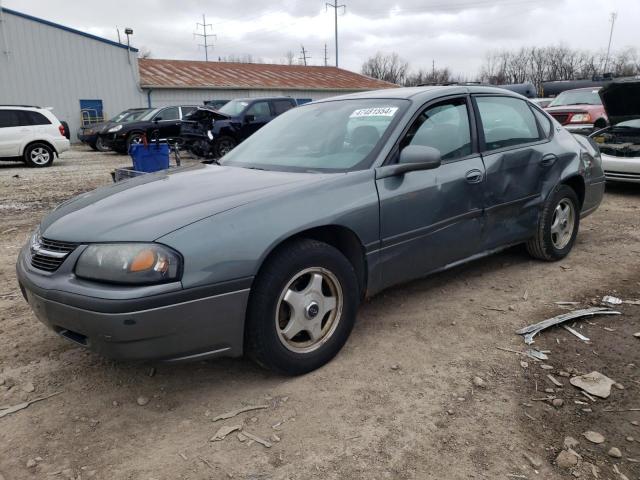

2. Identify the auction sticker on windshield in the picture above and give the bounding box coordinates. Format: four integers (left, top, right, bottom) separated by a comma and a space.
350, 107, 399, 118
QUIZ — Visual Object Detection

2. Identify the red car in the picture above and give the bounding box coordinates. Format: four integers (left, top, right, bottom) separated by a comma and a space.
545, 87, 608, 134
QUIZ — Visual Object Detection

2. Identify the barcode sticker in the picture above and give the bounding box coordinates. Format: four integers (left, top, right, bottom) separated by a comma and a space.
350, 107, 399, 118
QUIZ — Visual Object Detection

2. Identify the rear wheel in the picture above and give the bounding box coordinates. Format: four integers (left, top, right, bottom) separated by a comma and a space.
526, 185, 579, 261
245, 239, 359, 375
24, 143, 54, 168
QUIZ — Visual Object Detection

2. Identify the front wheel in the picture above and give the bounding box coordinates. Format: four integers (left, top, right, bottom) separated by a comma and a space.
126, 133, 144, 153
213, 136, 236, 158
526, 185, 580, 261
245, 239, 359, 375
95, 136, 110, 152
24, 143, 54, 168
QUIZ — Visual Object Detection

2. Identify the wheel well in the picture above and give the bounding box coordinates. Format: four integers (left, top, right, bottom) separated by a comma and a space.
562, 176, 585, 208
23, 140, 57, 156
262, 226, 368, 298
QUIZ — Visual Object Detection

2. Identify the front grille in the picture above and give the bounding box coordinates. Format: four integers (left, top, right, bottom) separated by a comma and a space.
550, 113, 570, 125
30, 237, 78, 272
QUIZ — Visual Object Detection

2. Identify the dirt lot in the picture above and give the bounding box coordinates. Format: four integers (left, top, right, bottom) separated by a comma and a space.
0, 147, 638, 480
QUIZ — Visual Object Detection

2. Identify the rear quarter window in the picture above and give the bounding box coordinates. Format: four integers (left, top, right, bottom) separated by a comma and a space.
530, 106, 553, 138
272, 100, 296, 116
21, 111, 52, 126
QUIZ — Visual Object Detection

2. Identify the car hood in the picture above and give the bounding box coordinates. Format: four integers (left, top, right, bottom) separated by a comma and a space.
186, 107, 232, 121
40, 165, 322, 243
599, 79, 640, 125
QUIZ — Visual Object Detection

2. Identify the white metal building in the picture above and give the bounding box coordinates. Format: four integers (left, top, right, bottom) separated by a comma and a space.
0, 7, 145, 139
139, 59, 396, 108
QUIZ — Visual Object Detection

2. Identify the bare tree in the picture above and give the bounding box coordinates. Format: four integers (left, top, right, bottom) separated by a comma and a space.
405, 67, 454, 86
361, 52, 409, 85
284, 50, 295, 66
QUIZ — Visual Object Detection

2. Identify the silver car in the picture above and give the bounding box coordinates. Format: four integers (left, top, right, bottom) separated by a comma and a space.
16, 86, 605, 374
589, 79, 640, 183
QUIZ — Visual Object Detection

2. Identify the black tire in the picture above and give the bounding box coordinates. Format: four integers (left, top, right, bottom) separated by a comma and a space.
89, 142, 99, 151
526, 185, 580, 261
95, 136, 110, 152
213, 136, 237, 158
23, 142, 54, 168
126, 132, 145, 153
245, 239, 359, 375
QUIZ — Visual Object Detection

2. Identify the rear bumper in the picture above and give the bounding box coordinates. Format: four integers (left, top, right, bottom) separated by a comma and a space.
53, 138, 70, 154
602, 153, 640, 183
16, 247, 249, 362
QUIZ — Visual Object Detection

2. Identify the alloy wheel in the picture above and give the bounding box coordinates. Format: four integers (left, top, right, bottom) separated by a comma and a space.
550, 198, 575, 249
275, 267, 343, 354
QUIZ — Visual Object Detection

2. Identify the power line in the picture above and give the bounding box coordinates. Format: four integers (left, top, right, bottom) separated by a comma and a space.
194, 14, 215, 61
299, 45, 310, 66
326, 0, 346, 67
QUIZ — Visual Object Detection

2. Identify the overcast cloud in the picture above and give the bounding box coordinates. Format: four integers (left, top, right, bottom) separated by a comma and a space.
3, 0, 638, 77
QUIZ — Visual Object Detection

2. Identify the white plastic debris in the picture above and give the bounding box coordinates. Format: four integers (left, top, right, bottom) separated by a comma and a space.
602, 295, 623, 305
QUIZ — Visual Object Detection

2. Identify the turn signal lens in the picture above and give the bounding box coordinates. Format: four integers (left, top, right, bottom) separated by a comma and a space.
129, 249, 156, 272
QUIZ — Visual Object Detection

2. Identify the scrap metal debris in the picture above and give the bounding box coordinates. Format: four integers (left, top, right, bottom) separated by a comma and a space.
515, 308, 621, 345
602, 295, 623, 305
0, 391, 62, 419
570, 371, 616, 399
241, 431, 272, 448
211, 404, 269, 422
210, 424, 242, 441
563, 325, 590, 342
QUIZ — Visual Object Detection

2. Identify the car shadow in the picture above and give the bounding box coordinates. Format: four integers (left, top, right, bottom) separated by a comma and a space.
605, 181, 640, 196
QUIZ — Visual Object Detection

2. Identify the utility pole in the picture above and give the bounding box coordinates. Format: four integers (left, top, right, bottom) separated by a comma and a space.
324, 43, 329, 67
326, 0, 346, 67
603, 11, 617, 74
194, 14, 215, 61
299, 45, 310, 66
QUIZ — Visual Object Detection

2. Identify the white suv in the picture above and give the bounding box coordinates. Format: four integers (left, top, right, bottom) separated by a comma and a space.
0, 106, 70, 167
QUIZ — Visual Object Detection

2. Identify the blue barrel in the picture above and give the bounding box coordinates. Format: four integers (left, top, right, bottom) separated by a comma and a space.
129, 143, 170, 173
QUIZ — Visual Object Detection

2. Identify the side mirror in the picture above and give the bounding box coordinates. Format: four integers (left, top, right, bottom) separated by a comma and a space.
244, 114, 255, 123
154, 117, 162, 123
376, 145, 442, 179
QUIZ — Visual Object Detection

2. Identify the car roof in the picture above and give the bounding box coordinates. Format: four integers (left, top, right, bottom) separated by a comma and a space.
0, 105, 43, 110
232, 97, 295, 102
561, 87, 602, 92
315, 85, 526, 103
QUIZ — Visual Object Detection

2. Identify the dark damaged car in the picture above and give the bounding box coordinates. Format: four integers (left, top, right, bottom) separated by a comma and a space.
589, 79, 640, 183
181, 97, 297, 158
17, 86, 605, 375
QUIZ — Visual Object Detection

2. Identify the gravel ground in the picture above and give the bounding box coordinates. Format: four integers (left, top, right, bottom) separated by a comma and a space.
0, 147, 638, 480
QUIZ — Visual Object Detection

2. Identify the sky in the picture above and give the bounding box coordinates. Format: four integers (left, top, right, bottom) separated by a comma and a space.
2, 0, 638, 77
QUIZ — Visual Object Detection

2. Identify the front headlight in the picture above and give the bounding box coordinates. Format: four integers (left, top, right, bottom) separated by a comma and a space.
75, 243, 181, 285
570, 113, 592, 123
108, 125, 123, 133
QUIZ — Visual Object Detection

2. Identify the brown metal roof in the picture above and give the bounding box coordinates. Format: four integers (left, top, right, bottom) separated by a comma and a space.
138, 59, 398, 91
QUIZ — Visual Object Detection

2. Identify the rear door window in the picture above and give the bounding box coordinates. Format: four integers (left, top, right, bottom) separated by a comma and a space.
181, 106, 197, 117
476, 96, 541, 151
272, 100, 295, 116
0, 110, 22, 128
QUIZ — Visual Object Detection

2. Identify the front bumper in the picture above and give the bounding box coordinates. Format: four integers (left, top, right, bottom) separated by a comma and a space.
601, 153, 640, 183
97, 133, 127, 151
16, 246, 250, 362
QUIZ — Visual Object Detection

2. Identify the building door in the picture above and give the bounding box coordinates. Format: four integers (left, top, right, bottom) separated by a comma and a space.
80, 99, 104, 126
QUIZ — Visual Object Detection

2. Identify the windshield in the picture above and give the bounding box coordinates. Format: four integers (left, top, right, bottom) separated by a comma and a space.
549, 89, 601, 107
139, 108, 162, 121
221, 99, 408, 172
122, 109, 152, 122
218, 99, 250, 116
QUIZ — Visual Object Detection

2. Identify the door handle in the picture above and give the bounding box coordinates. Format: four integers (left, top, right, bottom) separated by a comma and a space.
541, 153, 558, 167
465, 169, 484, 184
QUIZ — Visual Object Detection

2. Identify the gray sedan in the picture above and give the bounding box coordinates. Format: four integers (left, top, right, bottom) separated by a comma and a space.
16, 86, 605, 374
